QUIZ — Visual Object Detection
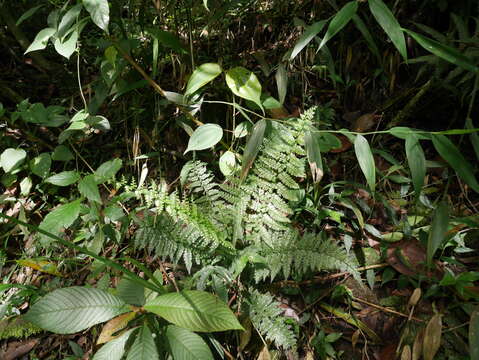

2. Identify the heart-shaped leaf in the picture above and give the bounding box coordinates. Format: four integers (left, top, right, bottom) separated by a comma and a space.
185, 124, 223, 154
226, 67, 263, 110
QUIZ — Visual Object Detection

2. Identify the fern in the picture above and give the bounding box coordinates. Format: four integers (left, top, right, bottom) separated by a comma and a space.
0, 316, 42, 339
247, 290, 296, 349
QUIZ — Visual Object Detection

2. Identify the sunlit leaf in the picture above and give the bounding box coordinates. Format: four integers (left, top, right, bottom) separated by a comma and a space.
184, 124, 223, 153
25, 28, 56, 54
38, 199, 81, 244
185, 63, 222, 96
226, 67, 263, 110
0, 148, 27, 173
45, 171, 80, 186
83, 0, 109, 31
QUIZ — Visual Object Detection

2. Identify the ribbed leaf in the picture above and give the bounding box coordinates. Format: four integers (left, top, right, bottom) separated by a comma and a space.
185, 63, 222, 96
24, 287, 129, 334
318, 1, 358, 50
38, 199, 81, 244
126, 325, 159, 360
405, 134, 425, 198
144, 290, 243, 332
404, 29, 478, 73
166, 325, 213, 360
431, 134, 479, 193
290, 20, 327, 60
93, 328, 137, 360
354, 134, 376, 192
368, 0, 407, 60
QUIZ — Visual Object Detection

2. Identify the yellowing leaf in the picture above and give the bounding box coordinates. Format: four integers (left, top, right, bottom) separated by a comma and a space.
97, 312, 137, 344
16, 259, 62, 277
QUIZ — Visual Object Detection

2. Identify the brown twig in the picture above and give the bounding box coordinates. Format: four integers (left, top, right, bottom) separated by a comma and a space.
352, 296, 425, 323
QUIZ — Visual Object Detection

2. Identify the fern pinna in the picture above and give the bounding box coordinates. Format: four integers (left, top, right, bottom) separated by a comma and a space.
133, 107, 356, 281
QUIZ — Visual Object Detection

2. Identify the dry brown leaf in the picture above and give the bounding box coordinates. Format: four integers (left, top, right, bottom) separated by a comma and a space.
353, 113, 379, 132
97, 312, 137, 344
423, 314, 442, 360
401, 345, 412, 360
257, 346, 271, 360
412, 328, 424, 360
239, 317, 252, 351
409, 288, 422, 307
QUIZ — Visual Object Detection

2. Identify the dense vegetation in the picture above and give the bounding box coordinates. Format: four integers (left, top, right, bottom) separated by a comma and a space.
0, 0, 478, 359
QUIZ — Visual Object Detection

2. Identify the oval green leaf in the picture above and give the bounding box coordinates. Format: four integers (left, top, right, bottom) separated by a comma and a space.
45, 171, 80, 186
226, 67, 263, 109
354, 134, 376, 192
368, 0, 407, 60
95, 158, 122, 184
0, 148, 27, 173
219, 151, 238, 177
78, 174, 102, 203
30, 153, 52, 178
83, 0, 110, 31
185, 63, 222, 96
24, 287, 129, 334
166, 325, 214, 360
126, 325, 158, 360
275, 64, 288, 105
431, 134, 479, 193
38, 199, 82, 244
319, 1, 358, 50
185, 124, 223, 154
144, 290, 243, 332
25, 28, 56, 54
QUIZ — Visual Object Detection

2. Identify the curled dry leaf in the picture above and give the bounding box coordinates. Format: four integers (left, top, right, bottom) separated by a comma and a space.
257, 345, 271, 360
408, 288, 422, 307
97, 311, 137, 344
401, 345, 412, 360
423, 314, 442, 360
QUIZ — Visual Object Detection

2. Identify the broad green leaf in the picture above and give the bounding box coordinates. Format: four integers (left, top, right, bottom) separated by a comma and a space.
184, 124, 223, 154
405, 134, 425, 198
185, 63, 222, 96
78, 174, 102, 203
166, 325, 213, 360
241, 119, 267, 181
389, 127, 430, 140
219, 151, 238, 177
431, 134, 479, 193
466, 118, 479, 161
52, 145, 74, 161
318, 1, 358, 50
275, 64, 287, 105
71, 109, 90, 122
0, 148, 27, 173
20, 177, 33, 196
126, 325, 158, 360
83, 0, 109, 31
30, 153, 51, 178
470, 308, 479, 360
66, 120, 87, 131
95, 159, 122, 183
368, 0, 407, 60
25, 287, 128, 334
234, 121, 251, 138
225, 67, 263, 110
16, 5, 43, 26
426, 201, 449, 267
45, 171, 80, 186
290, 20, 327, 60
25, 28, 56, 54
57, 4, 82, 39
354, 135, 376, 192
38, 199, 82, 243
93, 328, 137, 360
404, 29, 478, 73
304, 130, 324, 183
423, 314, 442, 360
144, 290, 243, 332
54, 29, 79, 59
117, 278, 145, 306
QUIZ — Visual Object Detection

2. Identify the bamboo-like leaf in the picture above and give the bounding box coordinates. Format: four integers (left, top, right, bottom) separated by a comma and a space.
144, 290, 243, 332
431, 134, 479, 193
354, 134, 376, 192
470, 308, 479, 360
304, 130, 323, 183
166, 325, 213, 360
368, 0, 407, 60
275, 64, 287, 105
405, 134, 425, 198
24, 287, 129, 334
318, 1, 358, 50
241, 119, 266, 181
185, 63, 222, 96
404, 29, 478, 73
290, 20, 327, 60
426, 201, 449, 267
466, 118, 479, 161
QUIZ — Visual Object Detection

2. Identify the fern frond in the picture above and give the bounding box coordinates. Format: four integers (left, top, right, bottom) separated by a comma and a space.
247, 290, 297, 349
